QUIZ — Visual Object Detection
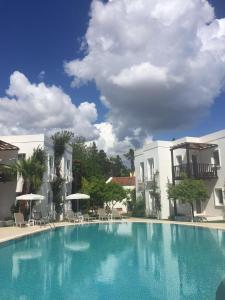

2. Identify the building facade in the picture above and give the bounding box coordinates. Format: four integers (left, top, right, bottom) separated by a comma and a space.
106, 176, 135, 213
135, 129, 225, 220
0, 140, 18, 220
0, 134, 73, 217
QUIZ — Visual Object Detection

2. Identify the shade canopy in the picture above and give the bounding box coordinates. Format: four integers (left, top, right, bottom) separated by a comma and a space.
65, 193, 90, 200
16, 193, 45, 201
170, 142, 217, 151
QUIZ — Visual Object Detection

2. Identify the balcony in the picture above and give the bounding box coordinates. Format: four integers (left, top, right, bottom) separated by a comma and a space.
173, 163, 217, 180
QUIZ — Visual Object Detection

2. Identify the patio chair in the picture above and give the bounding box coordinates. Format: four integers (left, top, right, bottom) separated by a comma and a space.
83, 213, 96, 222
112, 209, 122, 219
74, 212, 84, 222
65, 210, 80, 223
14, 213, 27, 227
98, 209, 109, 220
33, 211, 48, 226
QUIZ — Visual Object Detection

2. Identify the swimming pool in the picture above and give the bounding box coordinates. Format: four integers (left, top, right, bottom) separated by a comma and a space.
0, 222, 225, 299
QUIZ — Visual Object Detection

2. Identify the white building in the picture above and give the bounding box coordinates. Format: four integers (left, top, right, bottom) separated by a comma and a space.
106, 176, 135, 213
135, 129, 225, 220
0, 140, 18, 220
0, 134, 73, 217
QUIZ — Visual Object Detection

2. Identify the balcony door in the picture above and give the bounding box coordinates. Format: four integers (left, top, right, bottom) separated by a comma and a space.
192, 155, 198, 178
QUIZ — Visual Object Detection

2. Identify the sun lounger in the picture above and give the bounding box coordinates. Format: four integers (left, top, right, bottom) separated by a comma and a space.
14, 213, 27, 227
98, 209, 109, 220
83, 213, 96, 222
33, 211, 48, 225
74, 212, 84, 222
65, 211, 80, 223
112, 209, 122, 219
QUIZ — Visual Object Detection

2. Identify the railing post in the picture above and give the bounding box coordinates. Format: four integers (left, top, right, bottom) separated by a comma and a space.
186, 147, 191, 178
170, 148, 177, 216
170, 149, 175, 184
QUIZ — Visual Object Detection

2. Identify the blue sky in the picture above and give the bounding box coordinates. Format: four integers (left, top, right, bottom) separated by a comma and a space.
0, 0, 107, 121
0, 0, 224, 151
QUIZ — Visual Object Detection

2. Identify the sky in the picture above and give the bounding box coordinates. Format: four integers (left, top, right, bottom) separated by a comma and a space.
0, 0, 224, 154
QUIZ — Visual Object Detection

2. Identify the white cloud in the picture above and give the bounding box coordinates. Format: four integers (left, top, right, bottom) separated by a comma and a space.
93, 122, 135, 155
65, 0, 225, 143
0, 71, 99, 140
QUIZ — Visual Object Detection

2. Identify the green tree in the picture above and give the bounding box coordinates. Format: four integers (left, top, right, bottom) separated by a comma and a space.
110, 155, 129, 177
81, 177, 107, 210
132, 194, 146, 217
72, 136, 87, 192
98, 149, 111, 178
105, 182, 127, 209
124, 148, 135, 173
52, 130, 74, 177
12, 147, 46, 193
72, 136, 130, 183
168, 178, 208, 220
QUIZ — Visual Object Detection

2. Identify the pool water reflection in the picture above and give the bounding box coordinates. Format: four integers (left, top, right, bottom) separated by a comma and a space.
0, 223, 225, 299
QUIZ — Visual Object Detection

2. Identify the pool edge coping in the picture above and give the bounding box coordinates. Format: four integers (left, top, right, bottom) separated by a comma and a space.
1, 218, 225, 245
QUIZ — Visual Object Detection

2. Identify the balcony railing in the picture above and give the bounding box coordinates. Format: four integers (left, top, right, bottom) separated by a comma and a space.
173, 163, 217, 180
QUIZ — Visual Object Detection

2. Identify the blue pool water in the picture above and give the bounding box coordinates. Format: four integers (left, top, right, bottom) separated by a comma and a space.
0, 223, 225, 300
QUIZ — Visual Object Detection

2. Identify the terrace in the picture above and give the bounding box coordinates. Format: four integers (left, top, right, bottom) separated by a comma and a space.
0, 140, 18, 182
170, 142, 218, 181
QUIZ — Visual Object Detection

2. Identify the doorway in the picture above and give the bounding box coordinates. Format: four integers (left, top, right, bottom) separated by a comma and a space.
192, 155, 198, 178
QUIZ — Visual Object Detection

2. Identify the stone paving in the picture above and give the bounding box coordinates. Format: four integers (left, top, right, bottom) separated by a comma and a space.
1, 218, 225, 244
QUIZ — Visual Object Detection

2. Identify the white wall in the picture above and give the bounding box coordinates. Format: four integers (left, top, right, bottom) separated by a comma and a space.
135, 141, 172, 219
0, 149, 18, 219
135, 129, 225, 220
0, 134, 73, 217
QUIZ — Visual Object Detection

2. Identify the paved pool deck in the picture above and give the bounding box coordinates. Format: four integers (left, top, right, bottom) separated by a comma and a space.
1, 218, 225, 244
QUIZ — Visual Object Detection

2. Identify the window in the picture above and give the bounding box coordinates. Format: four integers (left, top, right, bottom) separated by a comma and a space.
213, 150, 220, 166
67, 160, 70, 170
140, 162, 145, 182
176, 155, 182, 165
147, 158, 154, 180
18, 153, 26, 161
215, 188, 224, 205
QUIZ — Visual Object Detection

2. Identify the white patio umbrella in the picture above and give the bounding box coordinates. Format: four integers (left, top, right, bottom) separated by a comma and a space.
16, 193, 45, 220
65, 193, 90, 211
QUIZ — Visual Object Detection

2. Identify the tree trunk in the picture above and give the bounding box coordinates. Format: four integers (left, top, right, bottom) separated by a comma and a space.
190, 202, 194, 221
174, 199, 177, 216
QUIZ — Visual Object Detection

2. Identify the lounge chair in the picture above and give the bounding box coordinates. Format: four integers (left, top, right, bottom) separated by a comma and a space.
33, 211, 48, 225
65, 211, 80, 223
83, 213, 96, 222
14, 213, 27, 227
112, 209, 122, 219
98, 209, 109, 220
74, 212, 84, 222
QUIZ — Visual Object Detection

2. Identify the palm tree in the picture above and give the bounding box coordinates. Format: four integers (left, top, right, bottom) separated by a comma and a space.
12, 147, 46, 194
124, 148, 135, 174
51, 131, 74, 217
52, 131, 74, 177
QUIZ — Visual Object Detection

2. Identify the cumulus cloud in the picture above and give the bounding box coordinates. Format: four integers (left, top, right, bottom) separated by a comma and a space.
65, 0, 225, 143
0, 71, 99, 140
93, 122, 136, 155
